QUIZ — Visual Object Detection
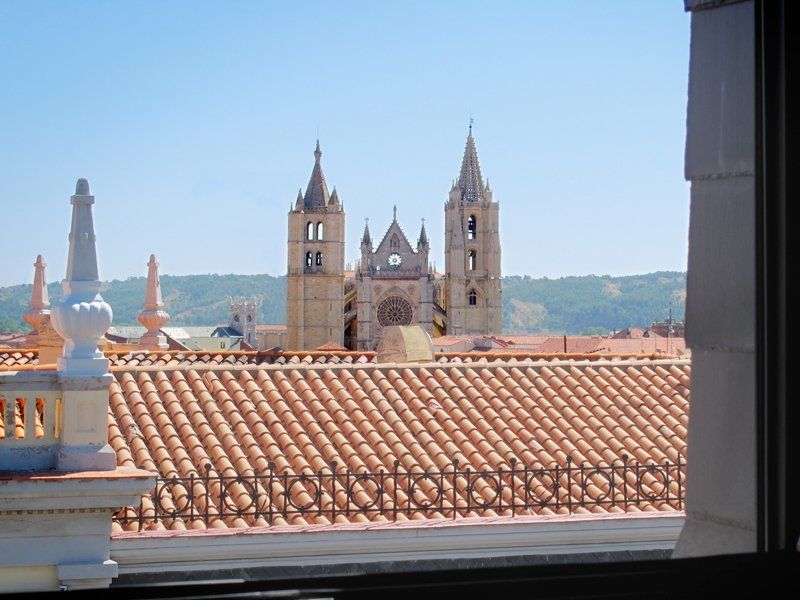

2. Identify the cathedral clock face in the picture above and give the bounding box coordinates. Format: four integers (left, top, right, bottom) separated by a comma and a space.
388, 253, 402, 268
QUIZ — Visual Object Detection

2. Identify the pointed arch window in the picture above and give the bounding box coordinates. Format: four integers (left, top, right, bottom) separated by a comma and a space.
467, 215, 477, 240
390, 234, 400, 251
468, 250, 477, 271
305, 252, 313, 267
469, 289, 477, 306
306, 222, 314, 240
315, 252, 323, 266
317, 222, 324, 240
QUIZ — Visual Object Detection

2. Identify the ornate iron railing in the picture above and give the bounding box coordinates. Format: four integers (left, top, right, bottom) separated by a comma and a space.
114, 454, 684, 530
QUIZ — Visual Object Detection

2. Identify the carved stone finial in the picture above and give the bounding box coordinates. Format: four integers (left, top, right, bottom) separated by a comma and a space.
75, 177, 90, 196
138, 254, 170, 350
51, 179, 113, 376
23, 255, 51, 344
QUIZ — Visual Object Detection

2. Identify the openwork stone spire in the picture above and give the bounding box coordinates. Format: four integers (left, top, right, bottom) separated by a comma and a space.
362, 218, 372, 247
138, 254, 170, 350
23, 255, 51, 338
303, 139, 331, 208
50, 178, 113, 376
417, 219, 429, 250
457, 127, 485, 204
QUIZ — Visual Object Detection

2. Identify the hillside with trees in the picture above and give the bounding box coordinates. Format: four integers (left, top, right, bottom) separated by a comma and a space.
0, 271, 685, 336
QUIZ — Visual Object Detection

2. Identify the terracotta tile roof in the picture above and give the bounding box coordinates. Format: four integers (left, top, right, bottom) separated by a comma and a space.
535, 337, 607, 354
496, 335, 550, 347
533, 336, 687, 356
594, 338, 687, 356
106, 356, 690, 534
0, 332, 28, 349
0, 347, 688, 372
432, 336, 473, 347
315, 341, 349, 351
255, 325, 287, 332
0, 349, 38, 368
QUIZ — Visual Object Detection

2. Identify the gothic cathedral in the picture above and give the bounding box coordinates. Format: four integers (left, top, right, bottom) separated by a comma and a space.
286, 127, 501, 350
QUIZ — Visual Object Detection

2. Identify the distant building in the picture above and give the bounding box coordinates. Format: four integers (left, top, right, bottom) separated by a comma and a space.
255, 324, 287, 350
227, 297, 259, 348
649, 319, 685, 338
286, 127, 502, 351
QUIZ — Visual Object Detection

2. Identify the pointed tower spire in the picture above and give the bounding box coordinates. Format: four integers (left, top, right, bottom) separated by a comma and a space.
138, 254, 170, 350
329, 186, 340, 206
50, 178, 113, 376
23, 255, 51, 344
417, 218, 429, 250
457, 127, 485, 204
303, 140, 330, 208
362, 218, 372, 246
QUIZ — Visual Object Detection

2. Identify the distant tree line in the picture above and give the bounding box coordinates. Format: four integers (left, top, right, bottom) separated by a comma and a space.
0, 271, 685, 336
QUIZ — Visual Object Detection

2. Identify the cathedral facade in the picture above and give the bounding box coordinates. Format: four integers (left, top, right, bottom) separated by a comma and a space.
286, 128, 501, 351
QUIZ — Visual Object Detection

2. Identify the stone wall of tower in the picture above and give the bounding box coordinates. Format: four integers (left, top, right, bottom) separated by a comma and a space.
286, 208, 345, 350
444, 207, 467, 335
444, 131, 502, 336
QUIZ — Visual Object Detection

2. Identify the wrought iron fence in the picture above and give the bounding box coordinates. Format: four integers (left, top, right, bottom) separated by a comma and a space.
114, 454, 684, 530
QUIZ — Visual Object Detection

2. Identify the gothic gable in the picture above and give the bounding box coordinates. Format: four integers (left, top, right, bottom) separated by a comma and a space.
374, 220, 415, 257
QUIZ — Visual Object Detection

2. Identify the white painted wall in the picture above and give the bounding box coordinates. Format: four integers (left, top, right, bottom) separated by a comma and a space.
112, 513, 684, 578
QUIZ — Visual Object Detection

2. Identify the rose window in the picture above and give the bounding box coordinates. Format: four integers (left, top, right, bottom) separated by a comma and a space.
377, 296, 413, 327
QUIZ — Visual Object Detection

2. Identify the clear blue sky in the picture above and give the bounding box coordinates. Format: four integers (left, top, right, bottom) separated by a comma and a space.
0, 1, 690, 288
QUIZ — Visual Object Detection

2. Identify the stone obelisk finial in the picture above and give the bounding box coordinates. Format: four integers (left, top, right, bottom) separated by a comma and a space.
50, 178, 113, 376
22, 255, 51, 346
138, 254, 170, 350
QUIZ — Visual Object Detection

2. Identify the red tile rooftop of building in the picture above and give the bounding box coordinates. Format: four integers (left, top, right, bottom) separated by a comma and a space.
98, 354, 689, 534
0, 347, 690, 535
0, 348, 686, 371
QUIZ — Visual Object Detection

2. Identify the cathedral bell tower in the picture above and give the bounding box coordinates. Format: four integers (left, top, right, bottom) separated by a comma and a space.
444, 126, 502, 335
286, 141, 345, 350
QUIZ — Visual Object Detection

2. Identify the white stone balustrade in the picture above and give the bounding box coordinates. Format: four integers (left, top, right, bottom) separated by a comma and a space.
0, 178, 155, 593
0, 370, 115, 471
0, 372, 62, 470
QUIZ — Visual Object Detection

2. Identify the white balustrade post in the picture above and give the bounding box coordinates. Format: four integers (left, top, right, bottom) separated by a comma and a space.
49, 178, 116, 471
